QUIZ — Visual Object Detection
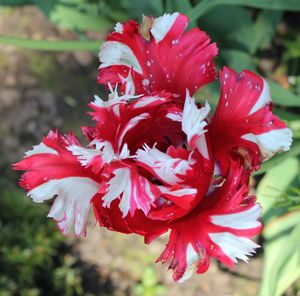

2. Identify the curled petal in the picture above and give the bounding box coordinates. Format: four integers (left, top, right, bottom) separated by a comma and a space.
13, 130, 100, 237
101, 166, 160, 217
68, 140, 130, 174
182, 91, 211, 158
31, 177, 100, 237
156, 163, 261, 282
210, 67, 292, 173
241, 128, 292, 161
135, 145, 194, 186
98, 12, 218, 97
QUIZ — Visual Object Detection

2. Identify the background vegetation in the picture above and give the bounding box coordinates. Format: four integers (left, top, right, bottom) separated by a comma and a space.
1, 0, 300, 295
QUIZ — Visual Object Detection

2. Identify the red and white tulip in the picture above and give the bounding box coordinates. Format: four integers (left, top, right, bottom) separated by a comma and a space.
14, 12, 292, 282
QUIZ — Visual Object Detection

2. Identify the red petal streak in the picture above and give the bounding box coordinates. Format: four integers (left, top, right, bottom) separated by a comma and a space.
13, 130, 98, 190
13, 130, 101, 237
210, 67, 291, 174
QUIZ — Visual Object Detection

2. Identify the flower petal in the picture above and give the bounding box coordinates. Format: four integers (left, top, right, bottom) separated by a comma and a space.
135, 145, 194, 186
241, 128, 292, 161
13, 130, 100, 237
182, 91, 210, 159
30, 177, 99, 237
210, 67, 292, 173
98, 12, 218, 97
156, 162, 261, 282
99, 41, 143, 74
102, 166, 159, 217
150, 12, 181, 43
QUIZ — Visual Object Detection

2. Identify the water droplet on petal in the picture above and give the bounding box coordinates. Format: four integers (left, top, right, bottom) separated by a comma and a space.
255, 84, 261, 91
142, 79, 150, 86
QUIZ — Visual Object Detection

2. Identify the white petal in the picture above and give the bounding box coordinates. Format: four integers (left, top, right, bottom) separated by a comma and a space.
150, 12, 179, 43
68, 145, 101, 166
102, 167, 155, 217
166, 111, 183, 122
102, 168, 130, 210
209, 232, 259, 264
195, 133, 209, 159
114, 22, 123, 33
182, 91, 210, 157
91, 87, 140, 112
249, 79, 271, 115
135, 145, 193, 185
118, 113, 150, 148
69, 141, 116, 166
211, 204, 261, 230
99, 41, 143, 74
166, 188, 197, 197
241, 128, 292, 160
92, 95, 105, 107
25, 142, 58, 157
28, 177, 100, 237
119, 70, 136, 96
119, 143, 130, 159
116, 174, 132, 217
178, 244, 200, 283
132, 96, 166, 109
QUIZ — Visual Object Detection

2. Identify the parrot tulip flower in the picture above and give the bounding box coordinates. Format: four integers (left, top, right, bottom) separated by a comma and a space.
14, 12, 292, 282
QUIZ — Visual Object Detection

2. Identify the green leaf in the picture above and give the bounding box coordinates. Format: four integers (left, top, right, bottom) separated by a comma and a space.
199, 6, 253, 53
257, 157, 299, 223
142, 267, 157, 287
268, 80, 300, 107
0, 0, 32, 5
284, 37, 300, 60
273, 108, 300, 121
187, 0, 300, 22
165, 0, 192, 14
260, 210, 300, 296
33, 0, 113, 31
249, 10, 282, 54
273, 109, 300, 138
199, 6, 281, 55
121, 0, 164, 18
0, 35, 100, 51
256, 141, 300, 175
222, 49, 256, 71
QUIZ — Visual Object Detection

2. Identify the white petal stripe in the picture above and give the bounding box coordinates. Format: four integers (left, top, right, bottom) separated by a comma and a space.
25, 142, 58, 157
118, 113, 150, 148
102, 167, 155, 217
99, 41, 143, 74
241, 128, 292, 161
150, 13, 179, 43
211, 204, 261, 230
182, 91, 210, 156
135, 145, 193, 185
28, 177, 100, 237
178, 244, 200, 283
209, 232, 259, 264
249, 79, 271, 115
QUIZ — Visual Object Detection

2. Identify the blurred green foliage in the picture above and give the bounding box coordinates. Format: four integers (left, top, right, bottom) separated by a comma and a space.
257, 158, 300, 296
134, 267, 166, 296
0, 0, 300, 295
0, 182, 84, 295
